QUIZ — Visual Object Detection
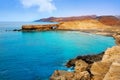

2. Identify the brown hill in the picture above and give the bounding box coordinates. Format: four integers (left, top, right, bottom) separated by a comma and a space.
37, 15, 120, 26
98, 16, 120, 26
38, 15, 97, 22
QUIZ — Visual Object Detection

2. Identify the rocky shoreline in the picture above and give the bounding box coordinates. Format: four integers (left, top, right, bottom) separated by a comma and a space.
50, 34, 120, 80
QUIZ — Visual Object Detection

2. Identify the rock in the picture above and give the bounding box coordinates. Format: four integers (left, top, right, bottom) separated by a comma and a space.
75, 60, 88, 72
13, 29, 21, 31
50, 60, 90, 80
50, 70, 74, 80
22, 24, 58, 31
66, 52, 104, 68
50, 70, 90, 80
103, 59, 120, 80
74, 71, 90, 80
102, 46, 120, 62
76, 52, 104, 64
66, 59, 77, 67
113, 34, 120, 45
91, 61, 112, 80
91, 46, 120, 80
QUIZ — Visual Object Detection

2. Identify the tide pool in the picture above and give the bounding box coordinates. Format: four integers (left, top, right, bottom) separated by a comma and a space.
0, 22, 115, 80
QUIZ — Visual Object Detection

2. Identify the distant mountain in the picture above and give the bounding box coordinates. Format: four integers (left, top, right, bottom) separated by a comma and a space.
97, 16, 120, 26
36, 15, 97, 22
35, 15, 120, 26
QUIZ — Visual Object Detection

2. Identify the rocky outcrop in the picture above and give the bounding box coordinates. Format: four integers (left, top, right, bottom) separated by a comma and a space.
113, 34, 120, 45
91, 46, 120, 80
50, 34, 120, 80
66, 52, 104, 67
103, 59, 120, 80
50, 60, 90, 80
22, 24, 58, 31
91, 61, 112, 80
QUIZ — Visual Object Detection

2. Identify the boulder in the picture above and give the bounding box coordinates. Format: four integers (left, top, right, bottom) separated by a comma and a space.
75, 60, 88, 72
50, 70, 74, 80
66, 59, 77, 68
74, 71, 90, 80
50, 70, 90, 80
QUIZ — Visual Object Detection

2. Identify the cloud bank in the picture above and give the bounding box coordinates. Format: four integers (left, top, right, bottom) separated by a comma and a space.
20, 0, 56, 12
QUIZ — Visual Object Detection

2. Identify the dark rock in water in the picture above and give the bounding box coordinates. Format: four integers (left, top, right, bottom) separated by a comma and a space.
66, 52, 104, 68
13, 29, 21, 31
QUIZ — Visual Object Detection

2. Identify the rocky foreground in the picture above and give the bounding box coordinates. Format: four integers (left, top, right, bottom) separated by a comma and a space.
50, 34, 120, 80
22, 16, 120, 36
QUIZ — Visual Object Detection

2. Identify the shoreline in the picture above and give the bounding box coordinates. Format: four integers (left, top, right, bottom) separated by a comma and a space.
12, 29, 115, 37
20, 19, 120, 37
50, 34, 120, 80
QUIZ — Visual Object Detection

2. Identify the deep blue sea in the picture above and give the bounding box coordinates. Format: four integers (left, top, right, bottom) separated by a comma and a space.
0, 22, 115, 80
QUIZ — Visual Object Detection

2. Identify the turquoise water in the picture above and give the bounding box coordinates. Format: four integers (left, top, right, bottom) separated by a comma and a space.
0, 22, 115, 80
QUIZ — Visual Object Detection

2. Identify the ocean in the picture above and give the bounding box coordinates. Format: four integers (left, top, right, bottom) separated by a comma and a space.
0, 22, 115, 80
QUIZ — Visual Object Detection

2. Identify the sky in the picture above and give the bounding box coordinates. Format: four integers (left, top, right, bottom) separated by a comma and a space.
0, 0, 120, 21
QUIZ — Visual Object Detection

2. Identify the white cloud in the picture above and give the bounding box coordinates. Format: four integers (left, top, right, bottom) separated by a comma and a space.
20, 0, 56, 12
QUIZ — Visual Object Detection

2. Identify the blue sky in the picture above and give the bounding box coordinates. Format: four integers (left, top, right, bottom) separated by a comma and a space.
0, 0, 120, 21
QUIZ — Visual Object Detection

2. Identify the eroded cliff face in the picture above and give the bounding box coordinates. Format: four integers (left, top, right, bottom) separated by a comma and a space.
91, 46, 120, 80
50, 34, 120, 80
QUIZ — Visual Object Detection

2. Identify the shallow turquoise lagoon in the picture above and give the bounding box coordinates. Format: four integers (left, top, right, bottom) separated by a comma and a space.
0, 22, 115, 80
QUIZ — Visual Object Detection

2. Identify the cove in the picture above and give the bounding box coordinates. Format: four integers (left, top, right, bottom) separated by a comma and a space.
0, 31, 115, 80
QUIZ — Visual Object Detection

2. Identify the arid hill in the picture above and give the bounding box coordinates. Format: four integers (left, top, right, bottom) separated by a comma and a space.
37, 15, 97, 22
97, 16, 120, 26
36, 15, 120, 26
22, 18, 120, 36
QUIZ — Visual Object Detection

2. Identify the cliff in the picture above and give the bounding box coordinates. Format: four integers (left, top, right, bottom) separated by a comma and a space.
22, 24, 58, 31
50, 34, 120, 80
22, 18, 120, 36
